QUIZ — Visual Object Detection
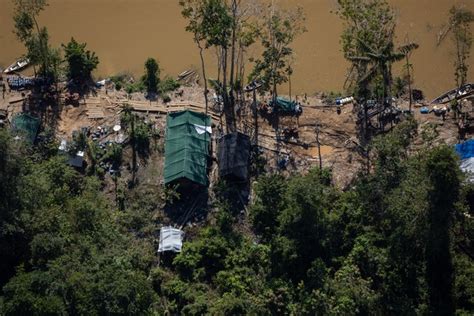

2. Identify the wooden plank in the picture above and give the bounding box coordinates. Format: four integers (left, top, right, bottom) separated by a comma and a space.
9, 96, 25, 104
85, 101, 102, 105
131, 106, 167, 114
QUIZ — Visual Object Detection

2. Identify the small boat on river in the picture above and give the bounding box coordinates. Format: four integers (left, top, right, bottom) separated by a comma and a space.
3, 58, 30, 74
431, 83, 474, 104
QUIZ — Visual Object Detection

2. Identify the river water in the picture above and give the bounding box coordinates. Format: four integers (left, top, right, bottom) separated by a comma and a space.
1, 0, 473, 98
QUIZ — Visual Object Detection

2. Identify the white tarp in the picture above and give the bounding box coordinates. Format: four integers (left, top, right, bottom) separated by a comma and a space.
158, 226, 184, 253
460, 157, 474, 182
59, 139, 67, 151
193, 124, 212, 135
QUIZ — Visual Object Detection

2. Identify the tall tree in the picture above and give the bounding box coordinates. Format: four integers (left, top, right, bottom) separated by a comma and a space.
425, 146, 460, 316
249, 3, 305, 102
439, 6, 474, 88
180, 0, 211, 114
337, 0, 396, 101
180, 0, 257, 133
62, 37, 99, 84
12, 0, 59, 79
348, 36, 406, 105
142, 57, 160, 95
180, 0, 234, 131
0, 131, 27, 288
399, 41, 419, 112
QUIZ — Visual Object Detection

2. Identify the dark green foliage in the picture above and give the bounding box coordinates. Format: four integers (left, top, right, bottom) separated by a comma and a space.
1, 109, 473, 315
142, 57, 160, 94
444, 6, 474, 87
0, 131, 27, 287
337, 0, 404, 100
158, 76, 180, 94
133, 121, 151, 157
250, 174, 287, 241
249, 5, 306, 99
425, 146, 460, 315
12, 0, 60, 80
62, 37, 99, 83
0, 130, 155, 314
275, 169, 334, 282
101, 143, 123, 168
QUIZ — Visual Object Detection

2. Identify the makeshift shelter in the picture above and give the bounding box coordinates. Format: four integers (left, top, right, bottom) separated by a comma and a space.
164, 110, 211, 186
158, 226, 184, 253
218, 132, 251, 181
455, 140, 474, 182
270, 97, 302, 115
11, 113, 40, 143
58, 140, 85, 168
68, 151, 85, 168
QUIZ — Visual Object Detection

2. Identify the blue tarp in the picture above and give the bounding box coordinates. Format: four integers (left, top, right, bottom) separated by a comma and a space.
7, 77, 34, 89
455, 140, 474, 160
420, 107, 429, 114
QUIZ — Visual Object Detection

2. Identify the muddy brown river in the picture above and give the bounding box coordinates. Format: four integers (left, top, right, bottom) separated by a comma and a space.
1, 0, 473, 98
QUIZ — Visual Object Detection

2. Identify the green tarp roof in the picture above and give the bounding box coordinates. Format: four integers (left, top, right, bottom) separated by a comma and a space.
271, 97, 298, 112
164, 110, 211, 186
11, 113, 40, 143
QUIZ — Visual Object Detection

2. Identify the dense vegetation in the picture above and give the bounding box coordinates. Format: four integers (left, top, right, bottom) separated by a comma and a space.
2, 0, 473, 315
63, 38, 99, 84
0, 119, 473, 315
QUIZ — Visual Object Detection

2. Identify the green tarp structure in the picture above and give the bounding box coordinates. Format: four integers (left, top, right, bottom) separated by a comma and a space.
164, 110, 211, 186
271, 97, 301, 114
11, 113, 40, 143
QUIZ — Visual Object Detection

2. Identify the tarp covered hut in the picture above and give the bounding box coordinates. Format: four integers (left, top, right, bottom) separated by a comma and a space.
158, 226, 184, 253
218, 132, 251, 181
164, 110, 211, 186
11, 113, 40, 143
270, 97, 302, 114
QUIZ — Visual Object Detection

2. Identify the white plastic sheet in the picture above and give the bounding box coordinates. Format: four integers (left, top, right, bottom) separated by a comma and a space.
460, 157, 474, 182
158, 226, 184, 253
193, 124, 212, 135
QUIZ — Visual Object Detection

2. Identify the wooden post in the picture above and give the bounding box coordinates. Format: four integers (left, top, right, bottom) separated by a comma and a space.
316, 124, 322, 170
253, 89, 258, 147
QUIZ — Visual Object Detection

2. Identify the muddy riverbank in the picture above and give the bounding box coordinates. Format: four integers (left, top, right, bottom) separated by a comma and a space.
1, 0, 473, 98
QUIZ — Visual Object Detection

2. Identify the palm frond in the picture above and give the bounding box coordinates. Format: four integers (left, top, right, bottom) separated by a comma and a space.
358, 66, 378, 84
347, 56, 371, 62
356, 37, 378, 55
398, 42, 419, 55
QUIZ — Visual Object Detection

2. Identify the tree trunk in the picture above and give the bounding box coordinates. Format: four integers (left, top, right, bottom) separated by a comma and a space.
222, 47, 236, 133
289, 73, 292, 101
406, 55, 413, 113
228, 0, 238, 133
131, 115, 137, 185
32, 16, 48, 78
253, 89, 258, 147
316, 124, 322, 169
217, 47, 222, 83
197, 40, 209, 115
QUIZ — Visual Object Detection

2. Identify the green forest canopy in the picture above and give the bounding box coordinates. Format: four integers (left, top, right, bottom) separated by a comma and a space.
0, 118, 473, 315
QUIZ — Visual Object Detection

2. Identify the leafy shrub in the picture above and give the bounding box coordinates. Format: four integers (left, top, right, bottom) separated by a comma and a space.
159, 77, 180, 94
